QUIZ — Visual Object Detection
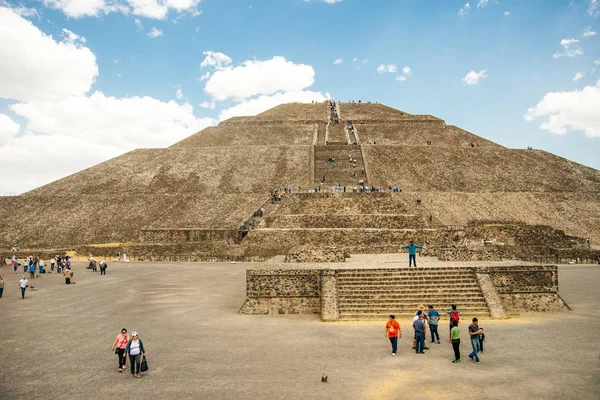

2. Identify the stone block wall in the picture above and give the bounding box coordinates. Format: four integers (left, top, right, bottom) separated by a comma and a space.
138, 229, 237, 244
239, 269, 321, 315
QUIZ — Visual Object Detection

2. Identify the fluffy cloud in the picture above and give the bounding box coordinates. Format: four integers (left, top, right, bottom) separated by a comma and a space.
504, 11, 510, 16
10, 91, 215, 149
377, 64, 397, 74
204, 56, 316, 101
462, 69, 487, 85
459, 2, 471, 16
582, 27, 597, 37
42, 0, 201, 19
553, 38, 583, 58
595, 59, 600, 66
477, 0, 490, 8
0, 1, 39, 18
573, 72, 584, 82
403, 66, 411, 75
0, 9, 216, 194
0, 113, 20, 146
333, 58, 343, 65
147, 27, 162, 38
176, 88, 183, 99
200, 51, 232, 70
0, 7, 98, 102
524, 79, 600, 138
396, 76, 406, 82
589, 0, 599, 17
218, 90, 327, 122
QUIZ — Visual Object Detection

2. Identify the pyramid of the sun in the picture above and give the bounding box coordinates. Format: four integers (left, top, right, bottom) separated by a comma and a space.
0, 101, 598, 255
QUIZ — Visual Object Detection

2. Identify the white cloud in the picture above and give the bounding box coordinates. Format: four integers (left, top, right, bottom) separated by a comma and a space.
403, 66, 411, 76
396, 76, 406, 82
462, 69, 487, 85
0, 113, 20, 146
459, 2, 471, 16
200, 51, 232, 70
477, 0, 490, 8
573, 72, 584, 81
377, 64, 397, 74
218, 90, 327, 122
134, 17, 143, 30
352, 57, 368, 64
553, 38, 583, 58
0, 7, 98, 102
582, 27, 597, 37
204, 56, 316, 101
333, 58, 343, 65
147, 27, 162, 38
304, 0, 342, 3
61, 28, 86, 44
176, 88, 183, 100
524, 79, 600, 138
199, 71, 210, 81
42, 0, 126, 18
595, 59, 600, 66
41, 0, 201, 19
0, 1, 39, 18
504, 11, 510, 16
589, 0, 599, 17
199, 101, 215, 109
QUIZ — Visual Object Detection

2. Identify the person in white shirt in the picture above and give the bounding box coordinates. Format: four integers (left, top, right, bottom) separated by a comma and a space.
18, 276, 28, 299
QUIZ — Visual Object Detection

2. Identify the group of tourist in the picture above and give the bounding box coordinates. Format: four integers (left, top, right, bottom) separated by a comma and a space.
111, 328, 148, 377
385, 304, 486, 364
88, 256, 108, 275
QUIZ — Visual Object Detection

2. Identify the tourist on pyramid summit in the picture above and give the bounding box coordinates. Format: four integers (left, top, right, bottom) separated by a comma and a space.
401, 240, 423, 267
385, 315, 402, 356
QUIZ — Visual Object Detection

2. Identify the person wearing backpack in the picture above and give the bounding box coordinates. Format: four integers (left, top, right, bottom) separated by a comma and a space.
450, 320, 461, 363
99, 260, 107, 275
447, 304, 460, 332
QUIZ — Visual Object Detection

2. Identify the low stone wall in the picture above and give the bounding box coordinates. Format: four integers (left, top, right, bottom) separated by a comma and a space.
285, 246, 346, 263
138, 229, 238, 244
239, 265, 570, 319
239, 269, 321, 315
266, 214, 423, 229
480, 265, 570, 312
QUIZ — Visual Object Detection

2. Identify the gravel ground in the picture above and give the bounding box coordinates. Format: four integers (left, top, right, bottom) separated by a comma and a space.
0, 260, 598, 400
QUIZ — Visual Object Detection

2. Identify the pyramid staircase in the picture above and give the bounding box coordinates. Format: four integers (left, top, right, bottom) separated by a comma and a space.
336, 267, 491, 320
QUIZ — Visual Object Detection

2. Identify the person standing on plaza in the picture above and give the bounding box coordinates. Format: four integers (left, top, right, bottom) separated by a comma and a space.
28, 263, 35, 279
401, 240, 423, 267
385, 315, 402, 356
450, 320, 461, 363
18, 276, 28, 299
0, 275, 4, 298
468, 317, 483, 363
64, 268, 73, 285
50, 257, 55, 272
413, 313, 427, 354
447, 304, 460, 332
428, 305, 441, 344
125, 332, 146, 377
99, 260, 107, 275
111, 328, 129, 372
479, 328, 486, 353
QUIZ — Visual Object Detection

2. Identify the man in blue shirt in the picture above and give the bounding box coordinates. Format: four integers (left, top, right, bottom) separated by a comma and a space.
401, 240, 423, 267
413, 313, 427, 354
427, 305, 441, 344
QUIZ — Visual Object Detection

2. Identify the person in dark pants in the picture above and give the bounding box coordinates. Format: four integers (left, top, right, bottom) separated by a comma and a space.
64, 268, 72, 284
125, 332, 146, 377
427, 305, 441, 344
479, 328, 486, 353
112, 328, 129, 372
99, 260, 107, 275
385, 315, 402, 356
0, 275, 4, 298
401, 240, 423, 267
18, 276, 28, 299
413, 313, 426, 354
450, 320, 461, 363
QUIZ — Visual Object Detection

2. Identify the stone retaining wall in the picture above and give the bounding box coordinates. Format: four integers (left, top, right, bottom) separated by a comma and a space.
239, 265, 569, 319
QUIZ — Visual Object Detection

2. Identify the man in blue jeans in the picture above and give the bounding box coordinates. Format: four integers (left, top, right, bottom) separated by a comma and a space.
468, 317, 483, 363
413, 313, 427, 354
428, 305, 441, 344
401, 240, 423, 267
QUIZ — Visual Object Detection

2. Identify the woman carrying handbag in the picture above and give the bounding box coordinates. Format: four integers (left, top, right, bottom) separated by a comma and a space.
125, 332, 146, 378
111, 328, 129, 372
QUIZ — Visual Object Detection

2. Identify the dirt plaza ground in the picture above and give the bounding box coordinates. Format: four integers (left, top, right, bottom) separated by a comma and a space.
0, 259, 599, 400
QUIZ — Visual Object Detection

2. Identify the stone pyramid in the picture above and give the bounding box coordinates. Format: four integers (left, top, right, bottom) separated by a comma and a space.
1, 101, 598, 260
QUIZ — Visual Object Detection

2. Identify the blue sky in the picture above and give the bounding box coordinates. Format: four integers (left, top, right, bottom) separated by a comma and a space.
0, 0, 599, 194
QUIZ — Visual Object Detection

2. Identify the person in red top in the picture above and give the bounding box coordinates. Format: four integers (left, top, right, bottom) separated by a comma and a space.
385, 315, 402, 356
111, 328, 129, 372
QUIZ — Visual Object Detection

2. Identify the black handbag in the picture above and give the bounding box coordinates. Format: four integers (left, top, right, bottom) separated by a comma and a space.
140, 355, 148, 372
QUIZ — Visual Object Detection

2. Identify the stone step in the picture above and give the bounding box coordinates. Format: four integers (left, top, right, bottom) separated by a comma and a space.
339, 294, 486, 301
337, 277, 478, 283
338, 312, 491, 320
339, 302, 489, 308
337, 283, 481, 289
337, 271, 475, 276
338, 307, 490, 314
